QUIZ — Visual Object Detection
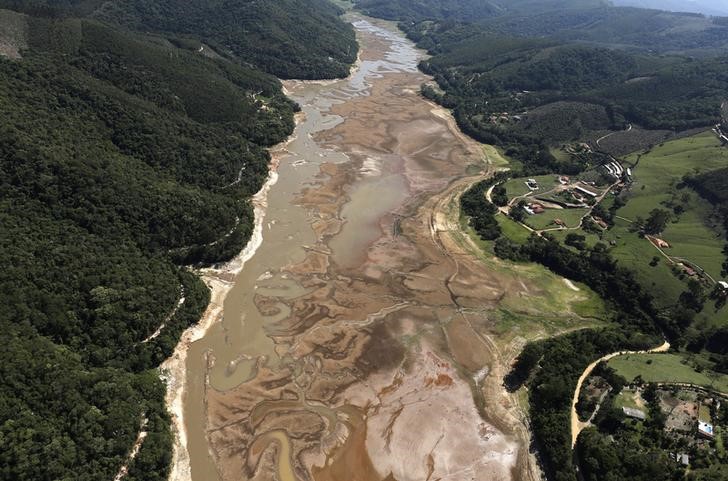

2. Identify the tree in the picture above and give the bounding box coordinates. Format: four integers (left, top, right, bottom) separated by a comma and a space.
510, 201, 528, 222
565, 233, 587, 250
644, 208, 671, 235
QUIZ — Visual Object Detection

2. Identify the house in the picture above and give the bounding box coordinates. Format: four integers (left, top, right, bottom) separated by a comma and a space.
719, 281, 728, 290
529, 203, 545, 214
682, 265, 697, 277
571, 191, 586, 203
526, 178, 539, 190
673, 453, 689, 466
622, 407, 647, 420
558, 176, 570, 185
698, 421, 715, 439
575, 185, 598, 198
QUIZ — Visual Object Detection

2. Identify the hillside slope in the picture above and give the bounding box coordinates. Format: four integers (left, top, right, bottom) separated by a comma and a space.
0, 0, 358, 78
0, 2, 355, 480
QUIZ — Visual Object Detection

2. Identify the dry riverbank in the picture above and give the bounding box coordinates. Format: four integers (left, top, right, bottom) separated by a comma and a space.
161, 131, 298, 481
173, 14, 599, 481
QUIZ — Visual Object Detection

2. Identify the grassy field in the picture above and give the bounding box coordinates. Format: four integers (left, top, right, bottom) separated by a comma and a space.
496, 214, 532, 243
550, 228, 602, 250
457, 214, 608, 343
619, 132, 728, 221
503, 174, 557, 201
617, 132, 725, 277
608, 353, 728, 393
545, 132, 728, 324
613, 389, 646, 411
484, 144, 512, 169
607, 132, 728, 324
524, 207, 589, 231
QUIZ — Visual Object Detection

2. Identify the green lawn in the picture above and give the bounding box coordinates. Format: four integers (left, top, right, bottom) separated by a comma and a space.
524, 207, 589, 231
608, 353, 728, 393
619, 132, 727, 219
608, 218, 686, 307
613, 389, 645, 411
496, 214, 532, 243
550, 228, 603, 251
503, 174, 558, 201
484, 144, 512, 169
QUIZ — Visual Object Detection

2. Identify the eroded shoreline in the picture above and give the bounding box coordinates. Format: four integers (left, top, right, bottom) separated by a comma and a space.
161, 130, 297, 481
171, 16, 592, 481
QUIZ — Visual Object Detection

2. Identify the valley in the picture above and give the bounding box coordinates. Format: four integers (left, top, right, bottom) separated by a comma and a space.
177, 16, 600, 481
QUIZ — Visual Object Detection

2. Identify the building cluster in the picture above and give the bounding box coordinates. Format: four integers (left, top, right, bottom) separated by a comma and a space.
601, 159, 632, 182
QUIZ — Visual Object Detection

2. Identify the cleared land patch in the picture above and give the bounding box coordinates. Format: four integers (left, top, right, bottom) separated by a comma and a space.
609, 353, 728, 393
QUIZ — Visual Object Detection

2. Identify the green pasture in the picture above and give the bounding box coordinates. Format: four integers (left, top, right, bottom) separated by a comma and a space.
609, 353, 728, 393
524, 207, 589, 231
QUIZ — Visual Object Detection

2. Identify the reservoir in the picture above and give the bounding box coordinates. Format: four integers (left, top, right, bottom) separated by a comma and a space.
175, 15, 539, 481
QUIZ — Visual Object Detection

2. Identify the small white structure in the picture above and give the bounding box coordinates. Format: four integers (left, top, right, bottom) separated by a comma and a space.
719, 281, 728, 290
576, 185, 598, 198
673, 453, 689, 466
698, 421, 715, 439
622, 407, 647, 420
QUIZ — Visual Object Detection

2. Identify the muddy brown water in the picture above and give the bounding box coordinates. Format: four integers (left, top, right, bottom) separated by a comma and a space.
182, 16, 538, 481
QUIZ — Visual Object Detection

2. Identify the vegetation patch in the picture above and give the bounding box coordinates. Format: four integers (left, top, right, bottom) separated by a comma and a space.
609, 354, 728, 393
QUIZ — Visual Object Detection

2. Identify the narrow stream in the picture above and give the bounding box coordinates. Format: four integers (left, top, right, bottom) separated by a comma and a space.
181, 16, 528, 481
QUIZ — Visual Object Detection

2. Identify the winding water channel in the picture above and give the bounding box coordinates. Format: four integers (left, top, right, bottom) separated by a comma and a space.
177, 16, 543, 481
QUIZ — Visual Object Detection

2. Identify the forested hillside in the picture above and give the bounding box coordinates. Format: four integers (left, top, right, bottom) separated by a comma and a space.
404, 19, 728, 172
355, 0, 728, 173
359, 0, 728, 53
354, 0, 502, 21
0, 2, 355, 480
354, 0, 609, 21
0, 0, 358, 78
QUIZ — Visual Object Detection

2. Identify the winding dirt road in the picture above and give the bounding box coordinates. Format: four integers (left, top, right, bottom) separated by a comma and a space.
570, 341, 670, 447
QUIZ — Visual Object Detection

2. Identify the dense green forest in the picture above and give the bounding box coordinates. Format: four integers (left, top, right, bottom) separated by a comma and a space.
0, 2, 355, 479
0, 0, 358, 78
355, 0, 609, 21
357, 0, 728, 53
413, 26, 728, 171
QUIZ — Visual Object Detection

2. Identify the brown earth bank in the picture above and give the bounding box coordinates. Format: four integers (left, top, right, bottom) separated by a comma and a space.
182, 16, 560, 481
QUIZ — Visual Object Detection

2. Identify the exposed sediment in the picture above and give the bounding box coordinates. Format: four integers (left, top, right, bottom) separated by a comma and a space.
162, 129, 298, 481
179, 16, 555, 481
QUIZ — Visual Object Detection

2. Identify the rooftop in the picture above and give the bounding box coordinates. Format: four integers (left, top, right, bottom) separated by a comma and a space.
622, 407, 647, 420
698, 421, 714, 437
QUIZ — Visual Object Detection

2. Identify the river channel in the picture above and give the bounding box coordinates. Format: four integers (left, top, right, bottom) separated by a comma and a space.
179, 15, 540, 481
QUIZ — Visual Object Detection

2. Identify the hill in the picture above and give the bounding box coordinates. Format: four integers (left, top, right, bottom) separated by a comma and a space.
0, 2, 355, 480
613, 0, 728, 16
354, 0, 609, 21
0, 0, 358, 78
408, 18, 728, 172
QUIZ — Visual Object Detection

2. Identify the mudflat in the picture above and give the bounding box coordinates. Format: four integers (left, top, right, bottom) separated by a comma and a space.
182, 17, 544, 481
